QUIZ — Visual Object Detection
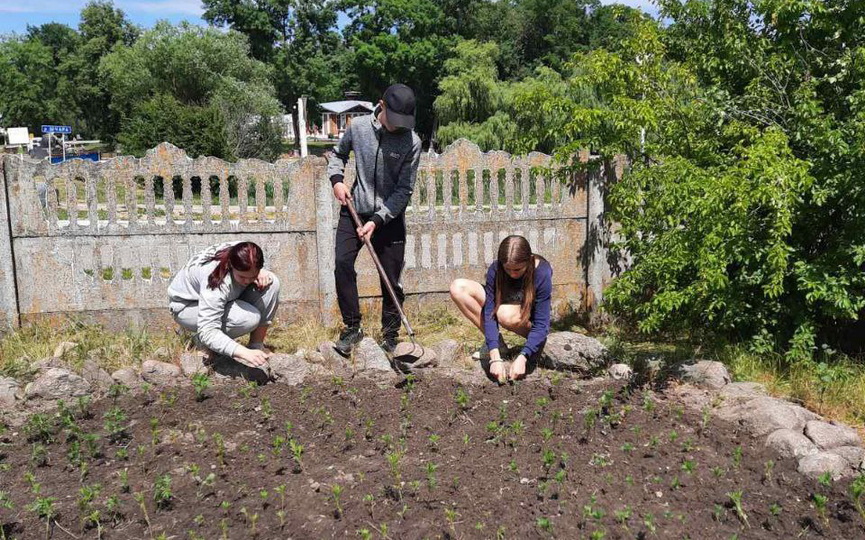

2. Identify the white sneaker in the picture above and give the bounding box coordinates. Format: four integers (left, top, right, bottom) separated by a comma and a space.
472, 333, 506, 361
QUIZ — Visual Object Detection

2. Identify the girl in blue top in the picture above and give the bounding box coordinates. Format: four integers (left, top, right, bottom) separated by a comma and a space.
450, 235, 553, 382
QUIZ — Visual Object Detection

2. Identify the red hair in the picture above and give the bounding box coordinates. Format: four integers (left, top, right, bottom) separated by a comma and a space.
207, 242, 264, 289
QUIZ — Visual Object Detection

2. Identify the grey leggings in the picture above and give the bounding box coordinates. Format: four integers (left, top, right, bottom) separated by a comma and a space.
170, 282, 280, 339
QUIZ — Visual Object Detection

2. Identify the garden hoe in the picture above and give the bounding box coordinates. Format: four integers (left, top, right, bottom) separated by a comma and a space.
346, 199, 430, 373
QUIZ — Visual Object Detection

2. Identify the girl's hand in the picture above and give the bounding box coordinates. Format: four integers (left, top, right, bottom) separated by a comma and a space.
234, 346, 269, 368
255, 269, 274, 290
509, 354, 527, 380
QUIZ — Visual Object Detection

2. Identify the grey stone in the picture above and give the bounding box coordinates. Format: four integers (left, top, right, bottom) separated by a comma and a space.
668, 385, 712, 411
539, 332, 608, 375
432, 339, 461, 368
180, 353, 206, 377
718, 382, 767, 404
679, 360, 731, 389
355, 338, 394, 373
140, 360, 181, 386
797, 452, 851, 481
394, 342, 438, 368
804, 420, 861, 450
25, 368, 91, 400
0, 377, 21, 407
81, 360, 114, 390
268, 354, 328, 386
33, 357, 65, 372
318, 341, 350, 368
828, 446, 865, 470
765, 429, 819, 459
718, 397, 819, 437
111, 367, 142, 389
52, 341, 78, 359
607, 363, 633, 380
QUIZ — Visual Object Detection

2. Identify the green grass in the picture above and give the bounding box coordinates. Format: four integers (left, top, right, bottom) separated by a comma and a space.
598, 323, 865, 432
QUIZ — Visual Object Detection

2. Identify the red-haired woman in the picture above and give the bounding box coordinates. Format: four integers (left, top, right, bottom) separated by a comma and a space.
168, 241, 280, 368
449, 235, 552, 382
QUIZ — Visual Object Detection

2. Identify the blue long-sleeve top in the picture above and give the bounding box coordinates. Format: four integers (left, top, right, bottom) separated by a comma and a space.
482, 258, 553, 358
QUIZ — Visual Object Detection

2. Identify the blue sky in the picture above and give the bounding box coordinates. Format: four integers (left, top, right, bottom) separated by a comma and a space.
0, 0, 658, 36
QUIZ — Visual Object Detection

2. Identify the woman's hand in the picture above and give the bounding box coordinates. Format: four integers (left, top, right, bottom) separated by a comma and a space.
234, 346, 270, 368
488, 348, 507, 384
254, 269, 274, 290
509, 354, 527, 380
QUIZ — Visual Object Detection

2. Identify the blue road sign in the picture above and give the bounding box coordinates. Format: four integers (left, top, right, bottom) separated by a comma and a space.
41, 125, 72, 134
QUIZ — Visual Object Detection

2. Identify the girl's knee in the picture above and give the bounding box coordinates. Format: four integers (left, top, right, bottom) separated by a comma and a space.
449, 278, 470, 301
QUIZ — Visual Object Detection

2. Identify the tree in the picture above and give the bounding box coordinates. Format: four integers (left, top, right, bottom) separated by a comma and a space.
202, 0, 347, 145
528, 0, 865, 358
341, 0, 460, 138
101, 22, 283, 160
0, 33, 78, 134
71, 1, 139, 143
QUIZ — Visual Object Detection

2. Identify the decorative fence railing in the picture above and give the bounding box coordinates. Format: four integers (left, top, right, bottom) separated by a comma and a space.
0, 139, 619, 330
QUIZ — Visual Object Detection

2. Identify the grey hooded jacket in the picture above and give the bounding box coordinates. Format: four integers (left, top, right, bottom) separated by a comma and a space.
326, 104, 422, 228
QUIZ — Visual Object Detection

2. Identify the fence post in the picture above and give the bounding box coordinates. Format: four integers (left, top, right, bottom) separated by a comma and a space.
0, 157, 20, 330
314, 160, 338, 326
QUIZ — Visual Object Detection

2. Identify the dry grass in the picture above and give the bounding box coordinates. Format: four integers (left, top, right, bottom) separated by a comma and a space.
0, 319, 187, 380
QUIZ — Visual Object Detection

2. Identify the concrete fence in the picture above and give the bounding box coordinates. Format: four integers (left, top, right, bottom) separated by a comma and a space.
0, 139, 619, 331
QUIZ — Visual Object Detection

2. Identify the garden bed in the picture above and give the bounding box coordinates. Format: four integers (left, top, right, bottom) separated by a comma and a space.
1, 375, 861, 539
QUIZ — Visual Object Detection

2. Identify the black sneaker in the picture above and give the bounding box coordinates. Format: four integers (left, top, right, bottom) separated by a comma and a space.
334, 326, 364, 356
380, 335, 399, 354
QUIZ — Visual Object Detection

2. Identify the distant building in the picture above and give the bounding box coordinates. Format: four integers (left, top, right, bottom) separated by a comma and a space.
320, 99, 374, 138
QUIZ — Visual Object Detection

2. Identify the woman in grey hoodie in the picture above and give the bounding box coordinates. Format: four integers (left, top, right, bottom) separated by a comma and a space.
168, 241, 279, 368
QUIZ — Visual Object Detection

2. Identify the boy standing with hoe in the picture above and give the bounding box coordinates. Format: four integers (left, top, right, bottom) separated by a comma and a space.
327, 84, 422, 356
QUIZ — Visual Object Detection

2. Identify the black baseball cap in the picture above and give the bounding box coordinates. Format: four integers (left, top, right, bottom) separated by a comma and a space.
382, 84, 416, 130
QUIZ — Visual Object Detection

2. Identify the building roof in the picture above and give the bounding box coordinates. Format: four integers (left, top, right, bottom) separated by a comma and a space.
320, 100, 374, 114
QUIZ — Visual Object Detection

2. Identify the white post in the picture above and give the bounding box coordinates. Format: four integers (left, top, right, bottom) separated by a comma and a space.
61, 134, 66, 162
297, 96, 308, 158
48, 134, 52, 163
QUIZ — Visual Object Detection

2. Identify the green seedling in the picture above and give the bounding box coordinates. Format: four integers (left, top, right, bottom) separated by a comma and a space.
763, 460, 775, 484
851, 474, 865, 522
213, 433, 226, 467
331, 484, 344, 518
818, 471, 833, 487
813, 493, 829, 524
103, 407, 129, 443
455, 387, 470, 411
24, 413, 56, 444
769, 503, 782, 516
28, 496, 57, 540
30, 443, 48, 467
536, 516, 553, 533
150, 418, 160, 446
614, 505, 632, 526
727, 491, 748, 527
289, 439, 304, 472
240, 507, 260, 535
191, 374, 211, 401
445, 508, 460, 539
118, 468, 130, 493
731, 446, 743, 469
425, 462, 439, 490
261, 398, 273, 421
153, 474, 173, 510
